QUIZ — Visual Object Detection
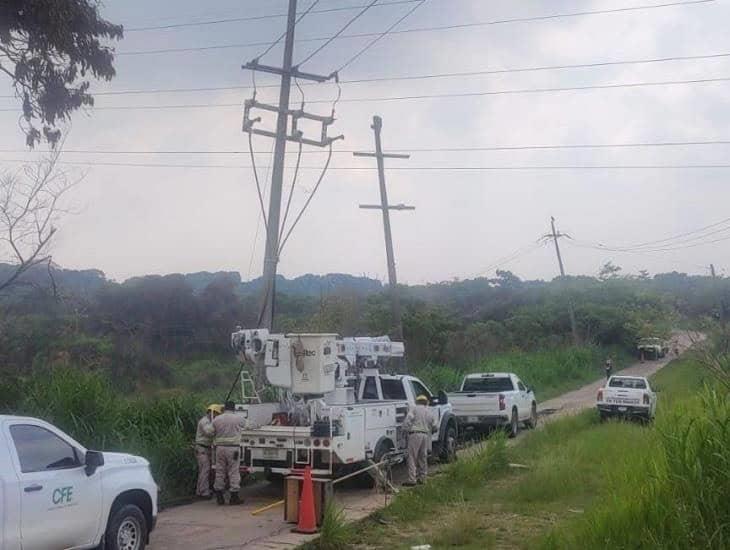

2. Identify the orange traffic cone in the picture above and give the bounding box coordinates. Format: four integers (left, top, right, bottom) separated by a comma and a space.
293, 465, 318, 534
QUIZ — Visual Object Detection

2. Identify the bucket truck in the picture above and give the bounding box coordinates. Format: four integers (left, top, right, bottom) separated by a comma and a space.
230, 329, 457, 479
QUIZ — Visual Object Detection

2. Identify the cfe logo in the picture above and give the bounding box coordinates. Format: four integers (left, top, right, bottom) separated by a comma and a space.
52, 486, 74, 505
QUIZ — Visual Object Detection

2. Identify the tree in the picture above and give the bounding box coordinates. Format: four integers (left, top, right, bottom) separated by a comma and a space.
598, 261, 622, 281
0, 1, 123, 147
0, 149, 79, 293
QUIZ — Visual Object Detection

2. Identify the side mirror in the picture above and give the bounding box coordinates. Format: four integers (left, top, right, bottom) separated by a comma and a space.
85, 450, 105, 477
437, 390, 449, 405
429, 396, 440, 406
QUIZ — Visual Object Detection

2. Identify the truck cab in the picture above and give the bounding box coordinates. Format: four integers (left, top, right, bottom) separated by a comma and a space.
0, 415, 157, 550
357, 372, 457, 459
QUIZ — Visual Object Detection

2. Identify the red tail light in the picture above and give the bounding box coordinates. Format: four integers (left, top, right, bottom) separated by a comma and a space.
597, 390, 603, 402
643, 393, 650, 405
313, 439, 321, 447
498, 394, 506, 411
323, 439, 330, 448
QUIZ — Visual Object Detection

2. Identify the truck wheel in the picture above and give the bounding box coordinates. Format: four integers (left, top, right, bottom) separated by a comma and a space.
439, 423, 458, 463
105, 504, 147, 550
508, 408, 519, 438
525, 403, 538, 429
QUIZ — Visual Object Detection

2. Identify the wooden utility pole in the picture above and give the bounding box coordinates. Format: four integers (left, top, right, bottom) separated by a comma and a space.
241, 0, 341, 330
354, 116, 413, 341
550, 216, 579, 345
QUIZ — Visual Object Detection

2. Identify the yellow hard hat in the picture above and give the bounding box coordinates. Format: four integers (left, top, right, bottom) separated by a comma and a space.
416, 395, 428, 404
207, 404, 223, 414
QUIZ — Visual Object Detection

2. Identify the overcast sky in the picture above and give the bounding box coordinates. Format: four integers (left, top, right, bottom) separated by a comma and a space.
2, 0, 730, 283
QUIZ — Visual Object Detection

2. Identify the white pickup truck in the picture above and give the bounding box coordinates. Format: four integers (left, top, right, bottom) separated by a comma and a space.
447, 373, 538, 438
597, 376, 657, 421
0, 415, 158, 550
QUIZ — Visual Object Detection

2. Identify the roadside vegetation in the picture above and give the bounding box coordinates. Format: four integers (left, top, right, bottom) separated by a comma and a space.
1, 264, 726, 503
309, 343, 728, 550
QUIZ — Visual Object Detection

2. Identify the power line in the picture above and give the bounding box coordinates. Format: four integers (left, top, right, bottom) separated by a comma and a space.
7, 50, 725, 99
114, 0, 714, 56
5, 139, 730, 156
573, 219, 730, 252
571, 233, 730, 253
298, 0, 380, 66
4, 158, 730, 170
124, 1, 422, 32
12, 75, 725, 111
337, 0, 426, 72
254, 0, 321, 61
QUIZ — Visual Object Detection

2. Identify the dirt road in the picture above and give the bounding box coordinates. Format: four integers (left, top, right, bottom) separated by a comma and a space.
149, 331, 695, 550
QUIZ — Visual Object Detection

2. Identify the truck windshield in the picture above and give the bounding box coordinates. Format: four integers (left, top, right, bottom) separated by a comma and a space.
461, 377, 514, 392
609, 378, 647, 389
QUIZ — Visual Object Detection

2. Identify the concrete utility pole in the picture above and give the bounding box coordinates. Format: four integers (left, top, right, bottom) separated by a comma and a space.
550, 216, 579, 345
241, 0, 341, 330
355, 116, 413, 341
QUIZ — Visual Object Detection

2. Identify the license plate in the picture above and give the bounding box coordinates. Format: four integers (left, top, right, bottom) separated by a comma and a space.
618, 406, 627, 412
467, 416, 479, 423
263, 448, 280, 459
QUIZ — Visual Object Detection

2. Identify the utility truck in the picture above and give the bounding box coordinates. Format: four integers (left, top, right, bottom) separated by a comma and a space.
0, 415, 157, 550
637, 337, 669, 360
230, 329, 457, 479
597, 375, 657, 421
447, 373, 537, 438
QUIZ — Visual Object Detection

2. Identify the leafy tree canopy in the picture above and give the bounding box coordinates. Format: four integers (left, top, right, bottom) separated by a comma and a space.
0, 0, 122, 147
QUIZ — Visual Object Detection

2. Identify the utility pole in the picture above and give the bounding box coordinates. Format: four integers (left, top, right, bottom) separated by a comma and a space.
550, 216, 579, 345
241, 0, 342, 330
355, 116, 413, 341
710, 263, 717, 278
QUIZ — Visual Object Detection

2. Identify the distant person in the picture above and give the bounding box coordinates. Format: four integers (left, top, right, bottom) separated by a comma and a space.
402, 395, 438, 487
605, 358, 613, 380
195, 404, 221, 499
212, 401, 246, 505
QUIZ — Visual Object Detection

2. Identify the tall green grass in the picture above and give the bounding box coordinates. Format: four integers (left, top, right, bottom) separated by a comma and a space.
413, 345, 631, 400
541, 385, 730, 549
4, 368, 204, 502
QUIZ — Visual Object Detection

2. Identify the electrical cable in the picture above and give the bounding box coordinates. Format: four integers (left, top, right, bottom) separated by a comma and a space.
24, 75, 730, 111
247, 132, 269, 230
254, 0, 321, 62
115, 0, 715, 56
338, 0, 426, 72
573, 223, 730, 253
471, 241, 545, 278
279, 140, 304, 237
247, 140, 276, 281
298, 0, 380, 66
5, 158, 730, 170
7, 139, 730, 155
278, 143, 334, 255
10, 51, 725, 99
125, 1, 421, 32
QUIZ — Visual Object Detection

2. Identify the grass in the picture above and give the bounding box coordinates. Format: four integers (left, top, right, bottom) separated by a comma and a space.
2, 367, 205, 502
308, 355, 728, 550
413, 345, 633, 401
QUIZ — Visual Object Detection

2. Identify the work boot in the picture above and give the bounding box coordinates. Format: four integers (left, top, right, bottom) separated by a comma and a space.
229, 492, 243, 505
215, 491, 225, 505
402, 481, 416, 487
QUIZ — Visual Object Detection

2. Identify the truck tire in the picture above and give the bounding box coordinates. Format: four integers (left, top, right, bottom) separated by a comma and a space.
105, 503, 147, 550
525, 402, 538, 429
439, 423, 458, 463
507, 408, 519, 438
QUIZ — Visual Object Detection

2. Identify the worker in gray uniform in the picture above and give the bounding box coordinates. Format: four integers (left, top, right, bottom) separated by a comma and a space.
212, 400, 246, 505
195, 404, 221, 499
402, 394, 438, 486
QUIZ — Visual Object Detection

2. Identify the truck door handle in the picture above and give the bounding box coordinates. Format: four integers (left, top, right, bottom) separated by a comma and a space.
24, 484, 43, 493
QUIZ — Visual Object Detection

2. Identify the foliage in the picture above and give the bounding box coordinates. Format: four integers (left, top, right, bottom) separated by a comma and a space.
0, 0, 123, 146
4, 367, 204, 502
413, 345, 631, 400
